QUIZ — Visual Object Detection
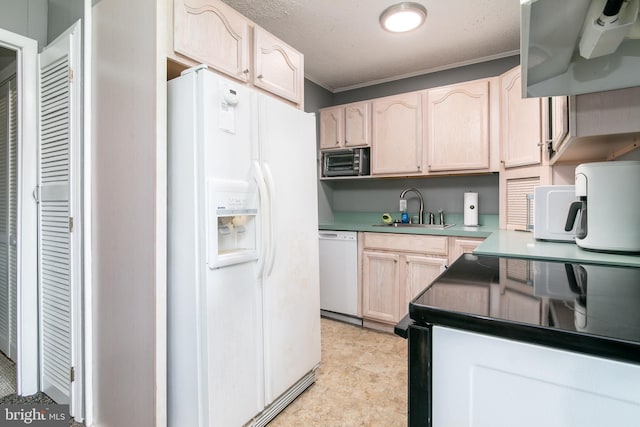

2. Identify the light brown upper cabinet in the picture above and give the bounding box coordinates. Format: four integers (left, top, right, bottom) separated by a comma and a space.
319, 107, 344, 150
500, 66, 544, 168
498, 66, 551, 230
253, 26, 303, 105
319, 102, 371, 151
344, 102, 371, 148
173, 0, 251, 82
371, 92, 423, 175
426, 79, 492, 172
171, 0, 304, 106
548, 86, 640, 165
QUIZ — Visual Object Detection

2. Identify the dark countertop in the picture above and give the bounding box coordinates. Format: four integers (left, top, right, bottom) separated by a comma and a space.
405, 253, 640, 365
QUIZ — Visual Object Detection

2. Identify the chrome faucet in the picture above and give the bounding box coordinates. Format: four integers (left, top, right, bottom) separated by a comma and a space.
399, 188, 425, 224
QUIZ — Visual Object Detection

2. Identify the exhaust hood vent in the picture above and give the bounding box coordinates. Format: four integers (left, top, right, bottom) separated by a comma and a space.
521, 0, 640, 98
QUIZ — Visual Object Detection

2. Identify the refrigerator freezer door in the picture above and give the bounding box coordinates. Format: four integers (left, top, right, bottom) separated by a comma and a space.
256, 94, 321, 405
168, 68, 265, 427
205, 262, 264, 426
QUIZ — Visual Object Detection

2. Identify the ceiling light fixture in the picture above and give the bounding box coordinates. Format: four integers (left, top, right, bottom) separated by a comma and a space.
380, 2, 427, 33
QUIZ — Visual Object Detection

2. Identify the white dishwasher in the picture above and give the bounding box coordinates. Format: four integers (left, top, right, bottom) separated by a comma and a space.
318, 230, 361, 326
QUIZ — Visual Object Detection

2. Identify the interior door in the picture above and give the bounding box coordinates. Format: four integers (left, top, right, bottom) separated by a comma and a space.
37, 21, 82, 410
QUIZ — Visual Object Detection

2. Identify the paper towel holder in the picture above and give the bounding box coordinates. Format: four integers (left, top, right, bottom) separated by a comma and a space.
464, 192, 479, 227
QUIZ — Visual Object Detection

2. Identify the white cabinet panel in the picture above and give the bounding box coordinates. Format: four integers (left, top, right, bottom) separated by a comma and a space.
432, 327, 640, 427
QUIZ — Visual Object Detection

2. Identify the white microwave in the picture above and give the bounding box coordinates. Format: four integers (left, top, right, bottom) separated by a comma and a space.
533, 185, 578, 242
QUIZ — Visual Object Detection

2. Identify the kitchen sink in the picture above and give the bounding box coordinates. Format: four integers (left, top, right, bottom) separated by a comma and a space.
372, 223, 455, 229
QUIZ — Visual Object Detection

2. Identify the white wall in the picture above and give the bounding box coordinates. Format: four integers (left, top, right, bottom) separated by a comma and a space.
0, 0, 48, 49
47, 0, 84, 43
91, 0, 164, 425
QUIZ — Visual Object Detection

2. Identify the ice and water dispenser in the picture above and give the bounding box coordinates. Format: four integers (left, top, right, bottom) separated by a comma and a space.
207, 179, 258, 269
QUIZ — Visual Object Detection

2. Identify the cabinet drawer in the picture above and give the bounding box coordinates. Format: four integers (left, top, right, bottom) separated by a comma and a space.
363, 232, 448, 255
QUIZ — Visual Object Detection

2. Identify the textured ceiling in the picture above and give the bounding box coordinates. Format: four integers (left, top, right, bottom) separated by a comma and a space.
221, 0, 521, 92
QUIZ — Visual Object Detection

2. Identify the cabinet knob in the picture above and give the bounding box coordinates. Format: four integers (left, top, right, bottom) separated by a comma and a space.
336, 141, 340, 145
243, 69, 249, 74
257, 74, 264, 79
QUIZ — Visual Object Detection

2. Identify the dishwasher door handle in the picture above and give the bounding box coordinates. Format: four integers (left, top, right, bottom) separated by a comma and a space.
319, 233, 339, 239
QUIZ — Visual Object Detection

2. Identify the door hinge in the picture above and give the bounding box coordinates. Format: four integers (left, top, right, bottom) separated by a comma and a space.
70, 367, 75, 382
69, 67, 74, 82
69, 217, 74, 232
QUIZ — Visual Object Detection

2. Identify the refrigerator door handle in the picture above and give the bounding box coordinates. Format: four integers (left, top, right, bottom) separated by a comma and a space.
262, 162, 277, 277
253, 161, 269, 279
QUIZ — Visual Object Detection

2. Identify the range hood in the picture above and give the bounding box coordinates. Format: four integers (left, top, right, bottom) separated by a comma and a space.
521, 0, 640, 98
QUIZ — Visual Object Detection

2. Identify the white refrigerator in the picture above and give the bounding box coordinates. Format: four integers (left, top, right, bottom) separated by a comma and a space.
167, 66, 321, 427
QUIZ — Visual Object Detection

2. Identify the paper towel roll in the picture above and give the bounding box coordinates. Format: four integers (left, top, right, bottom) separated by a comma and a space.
464, 192, 479, 226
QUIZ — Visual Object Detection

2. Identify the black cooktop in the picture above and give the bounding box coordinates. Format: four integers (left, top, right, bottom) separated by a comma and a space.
408, 254, 640, 364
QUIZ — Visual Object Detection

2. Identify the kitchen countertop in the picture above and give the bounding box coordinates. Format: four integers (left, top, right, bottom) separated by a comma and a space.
406, 253, 640, 365
475, 229, 640, 267
321, 212, 640, 267
319, 212, 498, 238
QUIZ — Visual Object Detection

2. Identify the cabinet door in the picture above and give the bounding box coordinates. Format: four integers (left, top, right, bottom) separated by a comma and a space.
500, 66, 543, 168
362, 250, 400, 324
549, 96, 568, 154
344, 101, 371, 147
405, 255, 448, 307
319, 107, 344, 150
174, 0, 250, 82
371, 92, 423, 175
253, 26, 303, 104
449, 237, 484, 264
427, 80, 490, 171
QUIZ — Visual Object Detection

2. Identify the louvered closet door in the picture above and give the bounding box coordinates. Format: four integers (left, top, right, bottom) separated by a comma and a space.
38, 24, 81, 405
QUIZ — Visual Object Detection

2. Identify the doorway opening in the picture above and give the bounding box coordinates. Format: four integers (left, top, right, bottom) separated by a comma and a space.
0, 44, 18, 401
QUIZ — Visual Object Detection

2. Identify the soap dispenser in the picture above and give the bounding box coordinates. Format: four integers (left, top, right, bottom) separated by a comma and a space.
399, 199, 409, 223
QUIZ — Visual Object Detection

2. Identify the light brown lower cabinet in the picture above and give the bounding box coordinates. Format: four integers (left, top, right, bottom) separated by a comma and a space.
361, 233, 457, 331
360, 233, 487, 331
361, 250, 401, 324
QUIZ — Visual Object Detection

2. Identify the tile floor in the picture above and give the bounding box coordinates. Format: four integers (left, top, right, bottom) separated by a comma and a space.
269, 317, 408, 426
0, 351, 15, 399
